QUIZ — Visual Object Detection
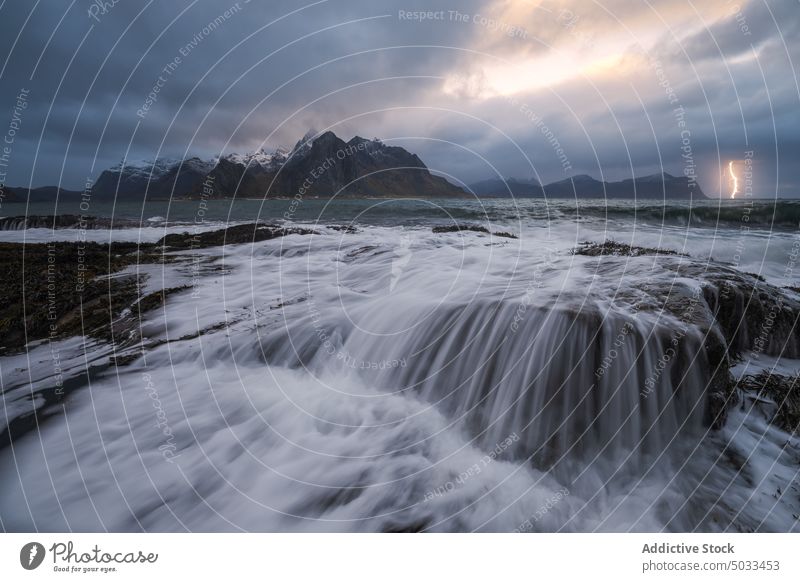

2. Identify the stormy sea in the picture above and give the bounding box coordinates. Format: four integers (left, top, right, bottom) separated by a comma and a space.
1, 197, 799, 532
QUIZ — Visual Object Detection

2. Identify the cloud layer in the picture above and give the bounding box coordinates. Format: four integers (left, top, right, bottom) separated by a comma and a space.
0, 0, 798, 197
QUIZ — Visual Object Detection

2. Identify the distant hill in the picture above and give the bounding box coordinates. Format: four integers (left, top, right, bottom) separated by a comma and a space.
1, 186, 83, 203
470, 173, 706, 199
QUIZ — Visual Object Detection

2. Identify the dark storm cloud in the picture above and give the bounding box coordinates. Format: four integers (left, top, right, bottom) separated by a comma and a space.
0, 0, 798, 197
676, 0, 800, 64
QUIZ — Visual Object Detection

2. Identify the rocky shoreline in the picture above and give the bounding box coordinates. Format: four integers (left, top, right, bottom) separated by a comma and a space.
2, 233, 799, 445
0, 222, 319, 354
0, 240, 161, 353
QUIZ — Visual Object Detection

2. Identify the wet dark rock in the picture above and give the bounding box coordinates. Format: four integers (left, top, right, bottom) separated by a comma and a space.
585, 247, 800, 431
432, 224, 518, 238
665, 267, 799, 428
737, 372, 800, 434
326, 224, 358, 233
573, 240, 687, 257
432, 224, 489, 234
0, 241, 162, 353
158, 223, 316, 249
638, 266, 800, 429
699, 274, 800, 359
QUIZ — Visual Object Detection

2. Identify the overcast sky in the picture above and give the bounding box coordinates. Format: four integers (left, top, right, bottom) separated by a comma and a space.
0, 0, 798, 197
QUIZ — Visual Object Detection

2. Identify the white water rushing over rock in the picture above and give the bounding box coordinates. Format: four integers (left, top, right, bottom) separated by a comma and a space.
1, 221, 798, 532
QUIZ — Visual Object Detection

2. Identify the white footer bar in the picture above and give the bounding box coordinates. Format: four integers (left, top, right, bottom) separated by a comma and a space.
1, 533, 797, 581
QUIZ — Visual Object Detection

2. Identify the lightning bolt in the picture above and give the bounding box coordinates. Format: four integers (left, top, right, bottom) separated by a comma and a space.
28, 545, 38, 566
728, 160, 739, 199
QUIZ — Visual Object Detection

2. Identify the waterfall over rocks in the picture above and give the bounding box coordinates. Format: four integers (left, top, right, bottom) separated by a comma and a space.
2, 217, 799, 532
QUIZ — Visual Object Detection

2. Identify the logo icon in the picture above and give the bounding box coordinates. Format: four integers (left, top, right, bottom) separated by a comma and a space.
19, 542, 45, 570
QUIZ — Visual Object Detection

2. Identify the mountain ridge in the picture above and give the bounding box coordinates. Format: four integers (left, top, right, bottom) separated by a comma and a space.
3, 133, 707, 200
84, 130, 467, 200
471, 172, 707, 199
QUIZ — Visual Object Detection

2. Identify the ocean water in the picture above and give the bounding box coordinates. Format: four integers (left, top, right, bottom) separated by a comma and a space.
0, 198, 799, 532
5, 196, 800, 229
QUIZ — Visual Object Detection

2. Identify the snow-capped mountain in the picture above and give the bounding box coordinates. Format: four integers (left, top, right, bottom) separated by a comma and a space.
90, 131, 467, 199
288, 129, 319, 162
221, 147, 289, 171
106, 157, 217, 179
93, 156, 218, 199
